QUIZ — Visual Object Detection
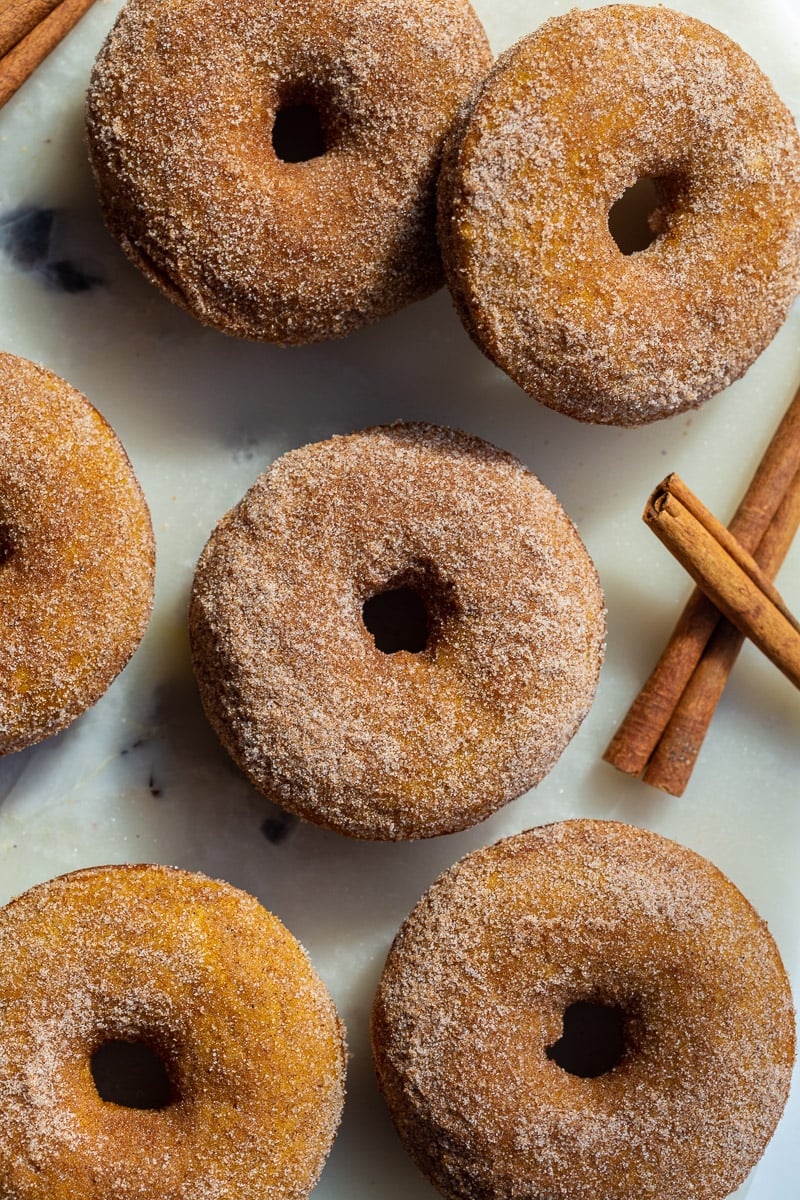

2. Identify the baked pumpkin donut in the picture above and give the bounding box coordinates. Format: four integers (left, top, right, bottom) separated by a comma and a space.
438, 5, 800, 425
0, 863, 346, 1200
86, 0, 492, 343
372, 820, 795, 1200
189, 423, 604, 840
0, 353, 154, 755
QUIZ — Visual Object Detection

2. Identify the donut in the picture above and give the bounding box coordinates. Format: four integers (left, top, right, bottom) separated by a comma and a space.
372, 820, 795, 1200
189, 423, 605, 840
85, 0, 492, 344
0, 353, 154, 755
0, 863, 346, 1200
437, 5, 800, 426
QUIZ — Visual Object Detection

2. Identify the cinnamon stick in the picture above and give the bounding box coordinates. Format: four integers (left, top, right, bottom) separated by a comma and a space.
0, 0, 95, 110
643, 467, 800, 793
0, 0, 61, 58
644, 476, 800, 689
651, 474, 800, 628
603, 382, 800, 781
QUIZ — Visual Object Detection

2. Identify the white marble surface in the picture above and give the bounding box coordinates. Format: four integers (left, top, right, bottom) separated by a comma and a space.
0, 1, 798, 1196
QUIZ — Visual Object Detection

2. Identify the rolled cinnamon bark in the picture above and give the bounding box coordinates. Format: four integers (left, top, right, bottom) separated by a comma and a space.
604, 382, 800, 791
0, 0, 96, 109
644, 476, 800, 691
643, 468, 800, 793
0, 0, 61, 58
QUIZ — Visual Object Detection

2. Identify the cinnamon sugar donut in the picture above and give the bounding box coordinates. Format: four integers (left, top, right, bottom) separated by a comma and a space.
85, 0, 492, 344
438, 5, 800, 425
189, 424, 604, 840
372, 820, 795, 1200
0, 353, 154, 755
0, 863, 346, 1200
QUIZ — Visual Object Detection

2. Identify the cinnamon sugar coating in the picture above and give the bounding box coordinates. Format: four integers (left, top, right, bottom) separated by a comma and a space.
0, 864, 346, 1200
85, 0, 492, 344
438, 5, 800, 426
372, 820, 796, 1200
189, 423, 605, 840
0, 353, 154, 755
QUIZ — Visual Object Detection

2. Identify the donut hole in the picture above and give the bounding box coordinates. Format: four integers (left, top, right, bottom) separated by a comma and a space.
272, 102, 327, 162
90, 1038, 175, 1110
271, 78, 346, 163
363, 587, 429, 654
0, 521, 15, 565
546, 1000, 626, 1078
362, 563, 459, 655
608, 177, 665, 255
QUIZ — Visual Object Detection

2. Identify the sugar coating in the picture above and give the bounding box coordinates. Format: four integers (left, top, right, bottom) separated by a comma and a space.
438, 5, 800, 426
372, 819, 796, 1200
0, 864, 346, 1200
189, 423, 605, 840
0, 353, 154, 755
85, 0, 493, 344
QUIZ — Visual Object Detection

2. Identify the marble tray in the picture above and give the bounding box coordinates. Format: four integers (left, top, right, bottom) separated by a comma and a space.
0, 1, 798, 1197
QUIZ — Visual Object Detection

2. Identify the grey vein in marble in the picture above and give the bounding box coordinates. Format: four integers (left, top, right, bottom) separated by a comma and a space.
0, 205, 102, 293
